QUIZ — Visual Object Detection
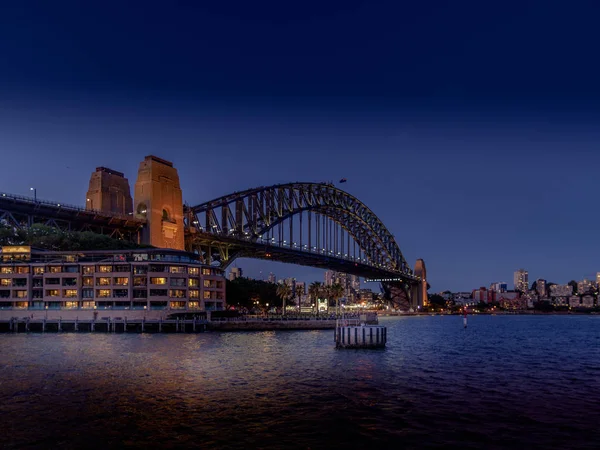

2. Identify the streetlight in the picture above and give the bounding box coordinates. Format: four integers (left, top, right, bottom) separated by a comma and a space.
30, 187, 36, 202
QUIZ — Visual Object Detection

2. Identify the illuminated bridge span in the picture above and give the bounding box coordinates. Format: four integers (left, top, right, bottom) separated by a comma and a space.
185, 182, 425, 307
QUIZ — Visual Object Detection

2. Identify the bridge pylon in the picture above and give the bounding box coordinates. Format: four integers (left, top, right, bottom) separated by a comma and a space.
133, 155, 184, 250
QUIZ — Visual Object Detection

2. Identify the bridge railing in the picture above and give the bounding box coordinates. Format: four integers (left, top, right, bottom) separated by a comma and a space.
0, 191, 145, 223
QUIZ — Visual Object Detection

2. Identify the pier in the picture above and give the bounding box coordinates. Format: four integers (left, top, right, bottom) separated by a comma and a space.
0, 317, 208, 333
334, 313, 387, 349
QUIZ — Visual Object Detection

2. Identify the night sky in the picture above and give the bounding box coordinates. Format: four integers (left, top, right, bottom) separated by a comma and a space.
1, 1, 599, 291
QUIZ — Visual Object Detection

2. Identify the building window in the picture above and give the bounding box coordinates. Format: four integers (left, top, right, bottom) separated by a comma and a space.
33, 278, 43, 287
216, 281, 223, 289
62, 278, 77, 287
82, 301, 95, 309
82, 288, 94, 299
133, 277, 147, 286
64, 255, 77, 262
170, 278, 186, 287
45, 278, 60, 285
149, 265, 167, 273
149, 289, 168, 297
83, 277, 94, 286
202, 268, 211, 275
82, 266, 94, 275
0, 278, 11, 286
13, 278, 27, 287
203, 280, 213, 288
169, 266, 186, 274
34, 267, 45, 275
114, 277, 129, 286
32, 289, 43, 299
188, 278, 199, 287
49, 266, 62, 273
169, 289, 186, 298
114, 265, 130, 273
96, 277, 111, 286
133, 289, 148, 299
63, 290, 78, 298
13, 290, 28, 298
64, 266, 79, 273
98, 266, 112, 273
133, 266, 148, 275
14, 301, 28, 308
150, 277, 167, 285
170, 301, 185, 309
188, 301, 200, 309
45, 289, 60, 297
96, 289, 111, 298
189, 289, 199, 299
113, 289, 129, 298
188, 267, 199, 275
64, 301, 78, 309
0, 291, 10, 298
1, 267, 13, 274
16, 266, 29, 274
203, 291, 211, 299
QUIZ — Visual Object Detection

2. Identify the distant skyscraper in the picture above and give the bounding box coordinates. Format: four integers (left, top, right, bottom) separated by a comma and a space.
268, 272, 276, 284
514, 269, 528, 292
577, 278, 594, 294
536, 279, 547, 297
490, 282, 508, 293
596, 272, 600, 285
324, 270, 335, 286
228, 267, 243, 281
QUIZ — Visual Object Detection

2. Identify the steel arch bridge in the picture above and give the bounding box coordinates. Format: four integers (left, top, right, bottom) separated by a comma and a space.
184, 182, 424, 308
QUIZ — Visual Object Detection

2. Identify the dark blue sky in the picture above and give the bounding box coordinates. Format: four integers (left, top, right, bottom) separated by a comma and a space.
1, 1, 599, 291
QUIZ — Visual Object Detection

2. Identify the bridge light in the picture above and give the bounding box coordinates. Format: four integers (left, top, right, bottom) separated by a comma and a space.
57, 204, 61, 207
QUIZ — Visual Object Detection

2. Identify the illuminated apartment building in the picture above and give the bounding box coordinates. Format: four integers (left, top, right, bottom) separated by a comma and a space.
0, 246, 225, 311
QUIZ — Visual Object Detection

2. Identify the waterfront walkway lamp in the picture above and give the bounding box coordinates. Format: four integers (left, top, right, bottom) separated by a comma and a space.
30, 187, 37, 202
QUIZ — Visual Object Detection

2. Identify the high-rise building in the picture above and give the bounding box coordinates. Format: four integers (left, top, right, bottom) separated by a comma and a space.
536, 279, 547, 297
577, 278, 594, 295
596, 272, 600, 285
490, 282, 508, 293
268, 272, 276, 284
324, 271, 335, 286
228, 267, 243, 281
514, 269, 528, 292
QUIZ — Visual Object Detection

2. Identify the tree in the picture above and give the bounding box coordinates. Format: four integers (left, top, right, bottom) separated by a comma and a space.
276, 282, 292, 315
531, 281, 537, 292
568, 280, 578, 295
428, 294, 446, 311
308, 281, 322, 310
329, 283, 345, 315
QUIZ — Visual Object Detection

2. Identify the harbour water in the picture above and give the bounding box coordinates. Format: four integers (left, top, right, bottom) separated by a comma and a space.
1, 315, 599, 449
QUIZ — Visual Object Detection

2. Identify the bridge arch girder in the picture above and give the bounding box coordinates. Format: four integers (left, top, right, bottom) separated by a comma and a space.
186, 182, 414, 278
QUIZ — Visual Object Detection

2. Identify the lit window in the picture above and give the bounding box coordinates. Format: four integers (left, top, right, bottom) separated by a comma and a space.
33, 267, 45, 275
63, 289, 78, 298
203, 291, 211, 299
169, 266, 185, 274
169, 289, 186, 298
188, 278, 199, 287
188, 301, 200, 309
64, 301, 78, 309
202, 268, 211, 275
83, 277, 94, 286
0, 278, 11, 286
203, 280, 212, 288
188, 267, 199, 275
169, 301, 185, 309
82, 266, 94, 274
13, 290, 28, 298
96, 277, 111, 286
96, 289, 111, 298
45, 289, 60, 297
150, 277, 167, 285
82, 301, 96, 309
49, 266, 61, 273
98, 266, 112, 273
113, 277, 129, 286
189, 289, 199, 299
0, 267, 13, 274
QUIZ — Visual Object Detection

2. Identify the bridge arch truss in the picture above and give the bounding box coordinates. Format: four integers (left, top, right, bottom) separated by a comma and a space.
184, 182, 416, 283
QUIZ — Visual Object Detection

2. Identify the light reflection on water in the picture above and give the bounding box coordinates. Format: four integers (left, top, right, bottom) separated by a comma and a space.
1, 315, 599, 449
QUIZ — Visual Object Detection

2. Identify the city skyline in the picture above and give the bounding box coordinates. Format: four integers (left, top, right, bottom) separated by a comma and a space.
2, 2, 600, 292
